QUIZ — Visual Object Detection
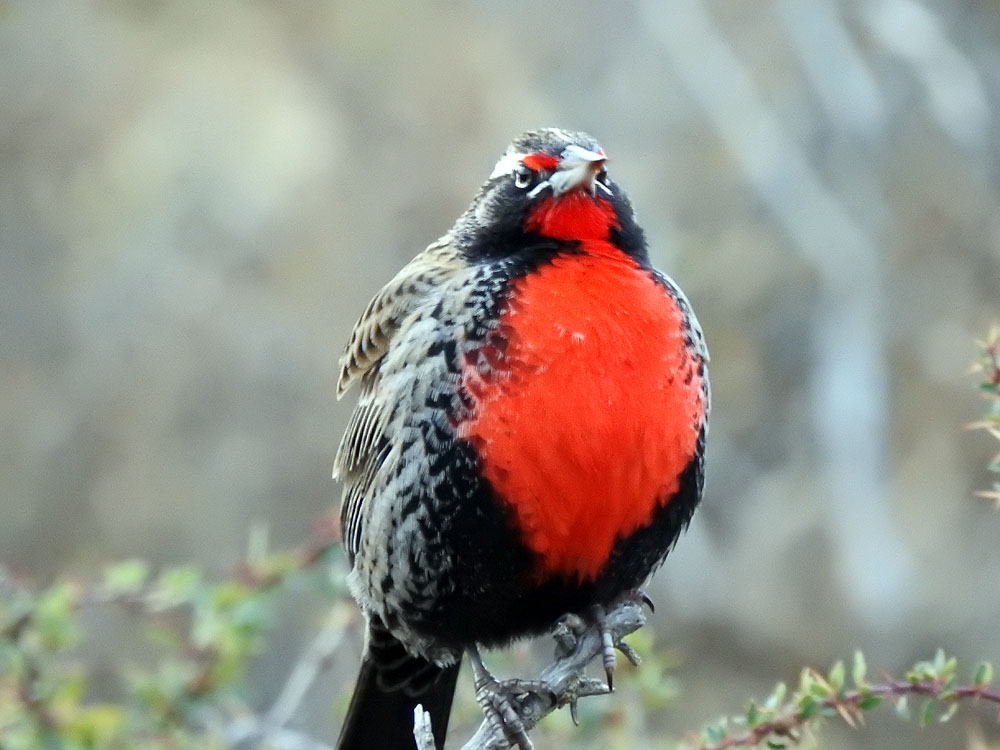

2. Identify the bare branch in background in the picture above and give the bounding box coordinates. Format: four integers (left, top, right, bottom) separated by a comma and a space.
638, 0, 911, 625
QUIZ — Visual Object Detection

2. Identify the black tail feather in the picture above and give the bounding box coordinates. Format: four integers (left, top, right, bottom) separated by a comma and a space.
336, 646, 460, 750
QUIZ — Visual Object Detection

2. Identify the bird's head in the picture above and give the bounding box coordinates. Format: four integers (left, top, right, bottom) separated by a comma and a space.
456, 129, 645, 258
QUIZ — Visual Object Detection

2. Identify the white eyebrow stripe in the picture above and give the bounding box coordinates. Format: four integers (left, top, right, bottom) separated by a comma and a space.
489, 152, 528, 180
526, 180, 552, 199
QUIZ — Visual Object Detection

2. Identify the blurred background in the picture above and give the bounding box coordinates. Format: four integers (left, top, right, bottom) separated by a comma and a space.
3, 0, 1000, 747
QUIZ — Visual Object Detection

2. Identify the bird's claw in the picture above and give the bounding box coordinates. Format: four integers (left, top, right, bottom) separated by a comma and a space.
594, 591, 649, 690
475, 679, 532, 750
640, 592, 655, 613
623, 587, 656, 614
569, 697, 580, 726
599, 623, 616, 691
562, 674, 611, 726
468, 647, 552, 750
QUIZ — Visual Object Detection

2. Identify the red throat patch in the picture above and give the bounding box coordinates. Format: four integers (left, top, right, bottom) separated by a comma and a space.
457, 245, 706, 582
525, 194, 618, 241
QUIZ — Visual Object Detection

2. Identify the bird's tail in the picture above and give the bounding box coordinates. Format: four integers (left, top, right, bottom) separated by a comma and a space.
336, 627, 460, 750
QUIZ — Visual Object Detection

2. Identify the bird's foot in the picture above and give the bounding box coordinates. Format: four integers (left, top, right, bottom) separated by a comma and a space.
595, 590, 653, 690
468, 646, 553, 750
572, 591, 651, 691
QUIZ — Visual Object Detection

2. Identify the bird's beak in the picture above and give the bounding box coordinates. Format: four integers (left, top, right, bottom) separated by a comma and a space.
549, 144, 607, 196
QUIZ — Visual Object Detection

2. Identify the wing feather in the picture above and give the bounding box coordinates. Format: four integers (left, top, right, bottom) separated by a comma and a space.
336, 238, 461, 398
334, 238, 463, 557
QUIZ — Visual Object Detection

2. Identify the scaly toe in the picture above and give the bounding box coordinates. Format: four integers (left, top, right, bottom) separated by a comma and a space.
468, 647, 539, 750
590, 605, 618, 691
475, 679, 532, 750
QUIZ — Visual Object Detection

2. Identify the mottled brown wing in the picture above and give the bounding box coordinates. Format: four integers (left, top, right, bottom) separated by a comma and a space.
334, 238, 464, 556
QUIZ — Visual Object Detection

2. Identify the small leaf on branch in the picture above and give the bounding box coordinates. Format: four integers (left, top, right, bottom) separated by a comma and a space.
973, 661, 994, 687
857, 695, 882, 710
102, 560, 150, 595
828, 660, 845, 695
34, 582, 80, 650
917, 698, 936, 727
851, 651, 867, 688
938, 702, 958, 723
894, 696, 910, 720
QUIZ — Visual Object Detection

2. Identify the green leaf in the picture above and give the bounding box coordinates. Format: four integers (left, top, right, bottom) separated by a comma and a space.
102, 559, 150, 595
64, 703, 127, 746
797, 668, 814, 695
973, 661, 994, 687
931, 649, 945, 673
851, 651, 867, 688
797, 696, 818, 720
895, 696, 910, 720
33, 582, 79, 650
809, 681, 829, 699
938, 651, 957, 680
704, 721, 727, 742
906, 659, 933, 683
939, 673, 957, 700
828, 660, 845, 693
938, 702, 959, 723
153, 566, 203, 609
857, 695, 882, 710
917, 699, 936, 727
763, 681, 787, 711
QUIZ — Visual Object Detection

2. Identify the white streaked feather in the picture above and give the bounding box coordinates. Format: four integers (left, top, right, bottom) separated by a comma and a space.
489, 152, 528, 180
335, 238, 470, 557
336, 238, 461, 398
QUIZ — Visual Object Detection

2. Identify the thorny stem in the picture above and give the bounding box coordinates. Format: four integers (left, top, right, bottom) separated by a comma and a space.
692, 678, 1000, 750
971, 327, 1000, 504
0, 514, 347, 749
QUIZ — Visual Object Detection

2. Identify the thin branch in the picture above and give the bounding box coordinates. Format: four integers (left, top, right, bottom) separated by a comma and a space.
223, 603, 353, 749
225, 716, 335, 750
264, 604, 353, 733
690, 672, 1000, 749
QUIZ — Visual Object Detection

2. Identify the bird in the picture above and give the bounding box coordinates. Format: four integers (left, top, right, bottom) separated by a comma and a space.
333, 128, 709, 750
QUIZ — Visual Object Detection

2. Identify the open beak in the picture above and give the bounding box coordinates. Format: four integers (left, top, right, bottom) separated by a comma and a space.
549, 144, 607, 196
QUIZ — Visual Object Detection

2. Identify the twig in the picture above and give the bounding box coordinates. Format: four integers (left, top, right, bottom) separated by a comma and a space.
413, 705, 437, 750
225, 603, 353, 749
692, 676, 1000, 749
224, 718, 335, 750
263, 604, 353, 733
413, 600, 647, 750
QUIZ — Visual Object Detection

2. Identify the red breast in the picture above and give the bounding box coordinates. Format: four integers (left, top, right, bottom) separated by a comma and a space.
458, 239, 706, 582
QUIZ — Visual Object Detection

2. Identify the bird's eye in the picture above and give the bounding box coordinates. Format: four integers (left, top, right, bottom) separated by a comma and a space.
596, 164, 609, 183
513, 165, 536, 190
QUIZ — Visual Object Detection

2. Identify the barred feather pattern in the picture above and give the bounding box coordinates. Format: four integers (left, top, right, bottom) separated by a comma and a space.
334, 236, 512, 664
